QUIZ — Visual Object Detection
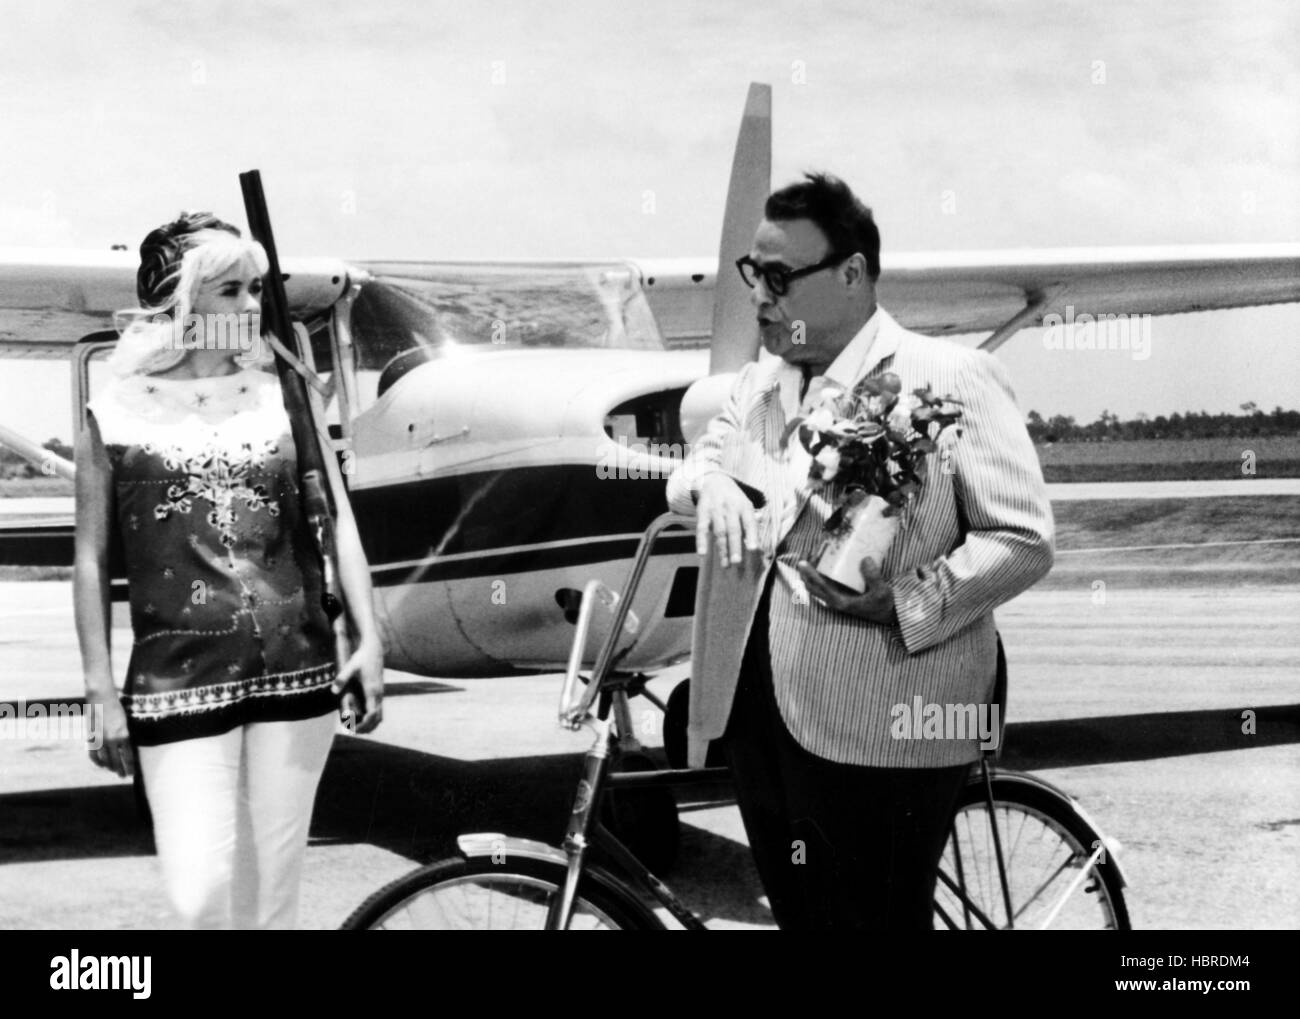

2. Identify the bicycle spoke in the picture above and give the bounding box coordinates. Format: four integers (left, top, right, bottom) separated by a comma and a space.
936, 781, 1126, 931
1008, 856, 1075, 924
935, 867, 1000, 930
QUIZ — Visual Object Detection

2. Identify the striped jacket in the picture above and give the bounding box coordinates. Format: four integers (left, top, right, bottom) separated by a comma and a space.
666, 307, 1054, 768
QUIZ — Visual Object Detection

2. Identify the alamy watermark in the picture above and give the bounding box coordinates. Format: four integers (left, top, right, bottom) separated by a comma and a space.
890, 696, 1001, 751
596, 436, 692, 480
0, 700, 104, 749
1042, 305, 1151, 361
152, 312, 263, 363
50, 950, 151, 999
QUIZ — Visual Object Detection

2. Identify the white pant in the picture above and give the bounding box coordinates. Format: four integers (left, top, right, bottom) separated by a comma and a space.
136, 712, 337, 930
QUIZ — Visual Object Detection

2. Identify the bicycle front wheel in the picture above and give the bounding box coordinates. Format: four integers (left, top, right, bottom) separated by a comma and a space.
935, 776, 1131, 930
341, 854, 665, 930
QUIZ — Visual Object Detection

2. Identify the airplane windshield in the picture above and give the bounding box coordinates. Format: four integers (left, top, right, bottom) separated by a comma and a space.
349, 263, 664, 374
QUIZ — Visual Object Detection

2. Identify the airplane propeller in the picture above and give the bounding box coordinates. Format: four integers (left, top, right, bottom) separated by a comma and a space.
710, 81, 771, 375
680, 81, 771, 443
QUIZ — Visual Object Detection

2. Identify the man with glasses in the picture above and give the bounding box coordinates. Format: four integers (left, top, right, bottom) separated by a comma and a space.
667, 173, 1054, 929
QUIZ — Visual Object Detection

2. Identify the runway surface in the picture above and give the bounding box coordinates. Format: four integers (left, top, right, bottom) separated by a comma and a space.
0, 571, 1296, 930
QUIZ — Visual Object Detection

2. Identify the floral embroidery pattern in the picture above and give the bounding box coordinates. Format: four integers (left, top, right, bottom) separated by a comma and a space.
152, 438, 282, 547
126, 663, 336, 721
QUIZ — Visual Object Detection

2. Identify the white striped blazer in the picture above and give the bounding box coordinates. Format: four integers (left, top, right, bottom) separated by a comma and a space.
666, 307, 1054, 768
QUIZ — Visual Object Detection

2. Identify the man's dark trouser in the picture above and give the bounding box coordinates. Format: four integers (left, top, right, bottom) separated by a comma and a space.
723, 588, 969, 930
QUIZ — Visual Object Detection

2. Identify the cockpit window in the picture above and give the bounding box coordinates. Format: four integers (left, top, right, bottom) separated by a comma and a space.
349, 262, 664, 374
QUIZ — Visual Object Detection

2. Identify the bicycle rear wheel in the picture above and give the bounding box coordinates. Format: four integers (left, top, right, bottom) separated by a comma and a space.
341, 855, 665, 930
935, 776, 1130, 930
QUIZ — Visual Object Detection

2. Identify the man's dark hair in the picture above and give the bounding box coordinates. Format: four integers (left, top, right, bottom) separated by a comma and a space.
764, 172, 881, 281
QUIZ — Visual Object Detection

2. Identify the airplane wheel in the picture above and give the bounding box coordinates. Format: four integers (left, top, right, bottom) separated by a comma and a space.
601, 751, 679, 875
663, 679, 728, 770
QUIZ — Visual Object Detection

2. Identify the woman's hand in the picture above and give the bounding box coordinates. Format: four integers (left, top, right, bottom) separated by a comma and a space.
333, 636, 384, 734
86, 692, 135, 778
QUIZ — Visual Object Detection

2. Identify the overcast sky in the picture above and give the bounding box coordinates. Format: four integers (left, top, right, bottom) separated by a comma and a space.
2, 0, 1297, 442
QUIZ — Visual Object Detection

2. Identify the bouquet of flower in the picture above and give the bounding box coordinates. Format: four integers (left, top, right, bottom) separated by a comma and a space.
786, 371, 963, 590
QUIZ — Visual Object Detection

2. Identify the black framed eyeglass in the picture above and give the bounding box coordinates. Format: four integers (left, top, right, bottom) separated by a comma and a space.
735, 252, 849, 297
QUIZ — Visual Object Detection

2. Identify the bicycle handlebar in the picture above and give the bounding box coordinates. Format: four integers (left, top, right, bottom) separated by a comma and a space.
557, 513, 696, 729
558, 579, 622, 727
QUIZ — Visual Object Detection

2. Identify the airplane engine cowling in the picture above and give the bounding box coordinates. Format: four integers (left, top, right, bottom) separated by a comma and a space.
679, 372, 737, 444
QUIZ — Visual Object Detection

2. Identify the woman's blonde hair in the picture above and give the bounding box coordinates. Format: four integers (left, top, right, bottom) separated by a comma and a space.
109, 214, 272, 377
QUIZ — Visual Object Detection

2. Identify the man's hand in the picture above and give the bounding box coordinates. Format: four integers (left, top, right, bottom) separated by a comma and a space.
695, 473, 760, 566
797, 556, 895, 624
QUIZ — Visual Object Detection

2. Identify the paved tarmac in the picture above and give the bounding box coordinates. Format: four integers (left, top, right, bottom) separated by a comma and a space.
0, 570, 1296, 930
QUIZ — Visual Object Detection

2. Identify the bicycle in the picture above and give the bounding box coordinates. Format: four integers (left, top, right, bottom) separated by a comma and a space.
342, 515, 1131, 931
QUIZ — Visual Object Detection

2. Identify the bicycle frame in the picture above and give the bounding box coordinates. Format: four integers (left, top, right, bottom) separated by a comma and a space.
535, 511, 1127, 931
344, 510, 1129, 931
552, 513, 720, 928
450, 711, 1126, 931
542, 715, 710, 930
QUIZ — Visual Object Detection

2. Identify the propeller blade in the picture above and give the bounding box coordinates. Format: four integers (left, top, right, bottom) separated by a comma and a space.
709, 82, 771, 375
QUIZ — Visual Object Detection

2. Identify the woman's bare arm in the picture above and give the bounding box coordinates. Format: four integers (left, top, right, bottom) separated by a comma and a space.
73, 414, 135, 776
319, 428, 384, 733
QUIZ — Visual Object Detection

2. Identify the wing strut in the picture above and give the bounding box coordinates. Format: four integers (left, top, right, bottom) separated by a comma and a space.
978, 288, 1061, 353
0, 421, 74, 480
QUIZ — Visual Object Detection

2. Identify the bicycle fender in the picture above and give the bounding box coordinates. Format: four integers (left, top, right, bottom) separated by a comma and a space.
458, 833, 570, 867
455, 833, 666, 928
977, 772, 1129, 889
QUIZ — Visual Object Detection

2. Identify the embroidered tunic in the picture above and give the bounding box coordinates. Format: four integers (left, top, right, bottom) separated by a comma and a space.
87, 367, 337, 745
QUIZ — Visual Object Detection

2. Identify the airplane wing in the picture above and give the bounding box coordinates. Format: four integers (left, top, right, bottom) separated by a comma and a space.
637, 243, 1300, 350
6, 243, 1297, 356
0, 247, 352, 355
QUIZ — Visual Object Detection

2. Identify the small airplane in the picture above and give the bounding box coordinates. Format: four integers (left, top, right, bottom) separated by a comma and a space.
2, 83, 1299, 712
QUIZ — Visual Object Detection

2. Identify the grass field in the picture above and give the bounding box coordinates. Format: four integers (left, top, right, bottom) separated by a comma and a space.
0, 478, 73, 497
1036, 436, 1300, 482
5, 438, 1298, 494
1054, 495, 1300, 548
0, 565, 72, 581
1044, 495, 1300, 588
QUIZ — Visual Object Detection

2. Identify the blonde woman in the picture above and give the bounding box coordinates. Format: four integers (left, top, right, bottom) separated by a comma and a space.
74, 212, 383, 929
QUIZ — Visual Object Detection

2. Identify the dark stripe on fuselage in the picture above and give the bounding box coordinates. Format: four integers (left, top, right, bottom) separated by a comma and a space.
348, 464, 687, 586
2, 466, 693, 590
0, 527, 75, 567
368, 532, 696, 585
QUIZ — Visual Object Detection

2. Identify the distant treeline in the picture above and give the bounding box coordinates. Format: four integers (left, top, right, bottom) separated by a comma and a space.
0, 438, 73, 479
1027, 405, 1300, 444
